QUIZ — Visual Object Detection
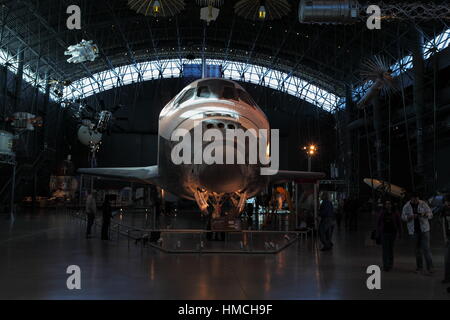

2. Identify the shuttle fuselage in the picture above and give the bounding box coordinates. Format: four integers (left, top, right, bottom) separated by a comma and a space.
78, 78, 325, 215
156, 79, 270, 203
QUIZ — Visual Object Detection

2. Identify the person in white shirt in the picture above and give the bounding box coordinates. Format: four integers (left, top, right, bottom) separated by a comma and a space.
402, 192, 433, 274
85, 190, 97, 238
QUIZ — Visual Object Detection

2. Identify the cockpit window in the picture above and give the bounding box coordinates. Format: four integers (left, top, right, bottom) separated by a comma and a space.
176, 88, 196, 106
198, 79, 235, 88
197, 86, 211, 98
197, 79, 236, 99
237, 89, 257, 107
223, 86, 237, 100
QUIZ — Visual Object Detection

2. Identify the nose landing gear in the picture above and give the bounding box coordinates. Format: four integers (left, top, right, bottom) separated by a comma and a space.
193, 188, 248, 219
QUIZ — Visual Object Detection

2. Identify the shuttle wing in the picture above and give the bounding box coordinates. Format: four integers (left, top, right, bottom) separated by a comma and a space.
77, 165, 160, 184
269, 170, 325, 184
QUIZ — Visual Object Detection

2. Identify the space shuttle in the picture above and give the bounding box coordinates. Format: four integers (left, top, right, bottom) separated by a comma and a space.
78, 78, 325, 216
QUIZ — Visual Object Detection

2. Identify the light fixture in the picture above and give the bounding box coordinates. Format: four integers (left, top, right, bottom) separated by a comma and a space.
303, 144, 317, 171
235, 0, 290, 21
258, 4, 266, 20
128, 0, 185, 17
153, 0, 161, 15
303, 144, 318, 156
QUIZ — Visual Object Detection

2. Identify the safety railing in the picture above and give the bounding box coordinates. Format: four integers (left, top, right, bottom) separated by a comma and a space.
67, 209, 316, 254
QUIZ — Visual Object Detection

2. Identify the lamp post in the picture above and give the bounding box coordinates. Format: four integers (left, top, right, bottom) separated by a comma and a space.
297, 144, 318, 229
303, 144, 318, 172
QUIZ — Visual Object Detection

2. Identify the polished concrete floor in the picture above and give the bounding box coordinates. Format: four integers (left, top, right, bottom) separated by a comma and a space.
0, 210, 449, 300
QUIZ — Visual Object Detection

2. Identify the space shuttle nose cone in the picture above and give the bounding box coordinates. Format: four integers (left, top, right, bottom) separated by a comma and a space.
199, 164, 246, 194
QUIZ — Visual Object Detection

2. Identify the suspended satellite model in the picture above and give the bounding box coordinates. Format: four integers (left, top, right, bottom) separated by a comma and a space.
297, 0, 450, 24
200, 6, 220, 24
298, 0, 359, 24
71, 100, 125, 153
197, 0, 223, 25
96, 110, 113, 133
77, 122, 103, 153
65, 40, 99, 64
0, 130, 15, 163
357, 55, 397, 108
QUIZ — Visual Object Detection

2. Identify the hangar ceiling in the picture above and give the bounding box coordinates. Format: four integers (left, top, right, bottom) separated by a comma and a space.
0, 0, 448, 104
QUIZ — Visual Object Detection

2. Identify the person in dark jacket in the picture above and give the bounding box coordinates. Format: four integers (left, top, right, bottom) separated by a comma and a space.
85, 191, 97, 238
101, 196, 113, 240
377, 200, 402, 271
319, 192, 335, 251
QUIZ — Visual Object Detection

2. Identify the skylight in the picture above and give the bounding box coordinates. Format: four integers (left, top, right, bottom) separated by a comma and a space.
0, 48, 55, 99
63, 58, 341, 111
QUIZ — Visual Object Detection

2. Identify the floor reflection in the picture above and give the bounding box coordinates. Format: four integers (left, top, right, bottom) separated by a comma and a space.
0, 211, 448, 300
